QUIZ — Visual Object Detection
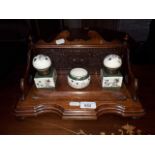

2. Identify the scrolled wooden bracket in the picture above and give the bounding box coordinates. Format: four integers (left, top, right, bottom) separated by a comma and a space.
122, 39, 139, 101
20, 76, 33, 101
20, 35, 34, 101
133, 77, 138, 101
127, 57, 139, 101
20, 78, 25, 101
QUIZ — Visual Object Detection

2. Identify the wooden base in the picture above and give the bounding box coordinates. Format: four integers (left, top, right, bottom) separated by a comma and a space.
15, 73, 144, 120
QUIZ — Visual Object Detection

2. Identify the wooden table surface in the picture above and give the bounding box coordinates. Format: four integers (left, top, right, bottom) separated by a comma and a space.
0, 64, 155, 135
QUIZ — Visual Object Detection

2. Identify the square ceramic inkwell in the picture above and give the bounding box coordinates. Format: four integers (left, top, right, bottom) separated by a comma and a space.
32, 54, 57, 89
101, 54, 123, 88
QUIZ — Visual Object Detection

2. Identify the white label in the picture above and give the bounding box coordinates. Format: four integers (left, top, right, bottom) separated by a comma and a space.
80, 102, 96, 109
56, 38, 65, 45
69, 102, 80, 106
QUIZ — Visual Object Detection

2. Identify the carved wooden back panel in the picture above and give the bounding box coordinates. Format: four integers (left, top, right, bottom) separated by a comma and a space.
33, 47, 125, 74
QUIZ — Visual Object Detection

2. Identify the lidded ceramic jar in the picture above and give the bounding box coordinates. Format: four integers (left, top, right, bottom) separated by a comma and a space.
67, 68, 91, 89
103, 54, 122, 74
32, 54, 52, 75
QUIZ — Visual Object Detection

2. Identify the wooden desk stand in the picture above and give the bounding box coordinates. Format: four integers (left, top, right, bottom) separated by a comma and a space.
15, 30, 144, 120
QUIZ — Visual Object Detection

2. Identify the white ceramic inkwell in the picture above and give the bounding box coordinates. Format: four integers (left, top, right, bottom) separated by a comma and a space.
32, 54, 57, 88
101, 54, 123, 88
67, 68, 91, 89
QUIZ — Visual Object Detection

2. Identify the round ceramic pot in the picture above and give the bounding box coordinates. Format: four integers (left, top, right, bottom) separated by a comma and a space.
103, 54, 122, 74
67, 68, 91, 89
32, 54, 52, 75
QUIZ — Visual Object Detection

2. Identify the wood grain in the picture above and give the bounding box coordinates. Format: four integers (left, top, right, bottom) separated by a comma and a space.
0, 65, 154, 135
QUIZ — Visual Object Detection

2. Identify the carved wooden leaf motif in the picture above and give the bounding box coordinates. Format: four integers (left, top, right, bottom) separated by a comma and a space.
121, 123, 136, 135
50, 123, 144, 135
118, 129, 124, 135
77, 129, 87, 135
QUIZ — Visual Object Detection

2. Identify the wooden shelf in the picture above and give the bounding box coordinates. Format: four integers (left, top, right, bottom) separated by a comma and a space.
15, 73, 144, 120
